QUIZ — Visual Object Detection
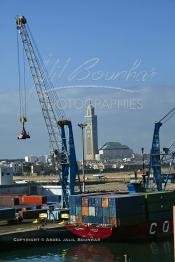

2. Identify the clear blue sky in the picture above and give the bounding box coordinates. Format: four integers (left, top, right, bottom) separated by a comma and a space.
0, 0, 175, 159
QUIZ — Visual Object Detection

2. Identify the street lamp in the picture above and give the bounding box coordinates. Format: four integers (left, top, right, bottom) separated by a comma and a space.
78, 123, 87, 193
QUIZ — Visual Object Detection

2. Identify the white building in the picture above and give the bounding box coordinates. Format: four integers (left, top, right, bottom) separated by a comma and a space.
25, 155, 38, 163
25, 155, 48, 164
0, 167, 13, 185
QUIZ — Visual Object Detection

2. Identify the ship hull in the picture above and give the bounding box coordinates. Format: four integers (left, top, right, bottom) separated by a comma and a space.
65, 219, 173, 242
109, 220, 172, 241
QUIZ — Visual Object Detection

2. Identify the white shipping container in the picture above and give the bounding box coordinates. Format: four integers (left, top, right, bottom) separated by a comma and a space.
88, 206, 95, 216
70, 215, 76, 223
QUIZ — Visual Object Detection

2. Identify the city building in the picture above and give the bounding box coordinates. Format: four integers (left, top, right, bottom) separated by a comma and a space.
9, 162, 23, 175
0, 167, 13, 185
38, 155, 48, 164
97, 142, 133, 161
25, 155, 38, 163
85, 102, 98, 160
25, 155, 48, 164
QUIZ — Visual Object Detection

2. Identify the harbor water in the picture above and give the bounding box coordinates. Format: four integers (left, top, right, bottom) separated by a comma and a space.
0, 240, 173, 262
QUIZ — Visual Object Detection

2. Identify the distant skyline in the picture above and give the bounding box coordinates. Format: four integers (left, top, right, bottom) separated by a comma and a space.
0, 0, 175, 159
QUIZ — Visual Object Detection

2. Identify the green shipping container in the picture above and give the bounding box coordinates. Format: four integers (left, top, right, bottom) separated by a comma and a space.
102, 207, 110, 217
144, 191, 175, 203
76, 206, 82, 216
117, 214, 146, 226
146, 200, 174, 212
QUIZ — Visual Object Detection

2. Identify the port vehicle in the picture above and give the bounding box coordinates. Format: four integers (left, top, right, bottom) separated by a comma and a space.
16, 16, 81, 209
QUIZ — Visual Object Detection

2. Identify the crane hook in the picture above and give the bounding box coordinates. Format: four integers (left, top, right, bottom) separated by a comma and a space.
18, 116, 30, 140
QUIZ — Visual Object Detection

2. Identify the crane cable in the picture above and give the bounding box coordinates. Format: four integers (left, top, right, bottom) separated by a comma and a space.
16, 30, 27, 119
27, 24, 66, 121
160, 106, 175, 124
17, 30, 22, 118
23, 46, 27, 117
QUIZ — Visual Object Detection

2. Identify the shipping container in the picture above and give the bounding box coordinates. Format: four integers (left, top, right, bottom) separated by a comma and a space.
109, 217, 117, 226
0, 207, 16, 220
147, 210, 173, 221
82, 216, 99, 224
82, 197, 89, 207
109, 207, 116, 217
108, 198, 116, 208
88, 206, 95, 216
116, 205, 145, 217
103, 207, 110, 217
69, 195, 82, 206
21, 195, 47, 205
46, 195, 60, 203
94, 216, 103, 224
88, 198, 96, 207
95, 197, 102, 207
69, 193, 147, 226
143, 191, 175, 203
75, 216, 82, 224
76, 206, 82, 216
115, 194, 145, 207
0, 196, 19, 207
102, 198, 109, 208
70, 215, 76, 223
103, 216, 110, 224
117, 214, 146, 226
69, 206, 76, 216
146, 200, 174, 212
95, 207, 103, 217
82, 206, 89, 216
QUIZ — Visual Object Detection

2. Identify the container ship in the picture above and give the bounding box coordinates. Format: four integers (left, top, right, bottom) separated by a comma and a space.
65, 190, 174, 241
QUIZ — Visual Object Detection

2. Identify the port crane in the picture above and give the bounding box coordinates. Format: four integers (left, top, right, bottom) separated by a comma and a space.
147, 106, 175, 191
16, 16, 81, 207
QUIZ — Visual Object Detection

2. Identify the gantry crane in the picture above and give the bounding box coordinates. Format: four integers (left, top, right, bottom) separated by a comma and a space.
147, 107, 175, 191
16, 16, 81, 207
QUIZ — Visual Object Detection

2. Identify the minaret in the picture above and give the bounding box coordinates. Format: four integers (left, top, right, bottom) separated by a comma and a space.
85, 102, 98, 160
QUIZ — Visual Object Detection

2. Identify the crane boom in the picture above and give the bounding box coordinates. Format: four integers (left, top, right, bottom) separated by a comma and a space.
16, 16, 64, 153
16, 16, 81, 207
147, 106, 175, 191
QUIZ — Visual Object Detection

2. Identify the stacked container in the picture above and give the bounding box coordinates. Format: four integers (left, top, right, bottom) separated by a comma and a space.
0, 195, 20, 207
0, 207, 16, 220
69, 193, 146, 227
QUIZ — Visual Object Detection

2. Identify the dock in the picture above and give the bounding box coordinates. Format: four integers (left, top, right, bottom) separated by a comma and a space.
0, 222, 76, 250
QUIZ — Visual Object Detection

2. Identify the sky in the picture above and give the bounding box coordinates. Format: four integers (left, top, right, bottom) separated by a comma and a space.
1, 0, 175, 159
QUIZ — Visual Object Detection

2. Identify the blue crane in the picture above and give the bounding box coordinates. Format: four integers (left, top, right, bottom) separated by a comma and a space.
147, 107, 175, 191
16, 16, 81, 208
